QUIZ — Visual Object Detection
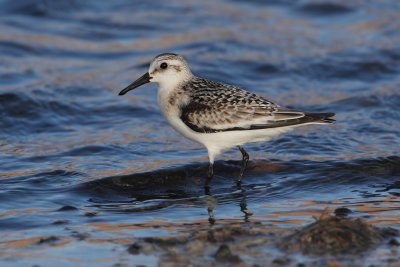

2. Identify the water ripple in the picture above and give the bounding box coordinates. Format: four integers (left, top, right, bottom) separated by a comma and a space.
1, 0, 400, 264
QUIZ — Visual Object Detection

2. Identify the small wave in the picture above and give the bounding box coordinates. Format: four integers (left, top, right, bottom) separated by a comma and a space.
0, 40, 133, 59
253, 63, 281, 74
0, 41, 39, 57
75, 156, 400, 202
329, 94, 400, 112
229, 0, 297, 7
292, 50, 399, 81
0, 90, 155, 134
297, 59, 396, 81
61, 145, 126, 157
295, 2, 354, 16
0, 0, 85, 17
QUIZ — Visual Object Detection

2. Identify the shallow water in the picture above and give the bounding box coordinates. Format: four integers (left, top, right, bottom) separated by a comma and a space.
0, 0, 400, 266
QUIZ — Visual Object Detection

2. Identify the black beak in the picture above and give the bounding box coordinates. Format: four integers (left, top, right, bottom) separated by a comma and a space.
118, 72, 151, 95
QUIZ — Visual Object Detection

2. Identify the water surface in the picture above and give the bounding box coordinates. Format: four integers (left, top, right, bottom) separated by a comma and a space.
0, 0, 399, 266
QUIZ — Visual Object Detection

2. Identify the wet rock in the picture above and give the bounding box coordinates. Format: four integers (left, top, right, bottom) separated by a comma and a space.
164, 246, 181, 258
333, 207, 352, 217
135, 220, 397, 266
71, 232, 90, 241
186, 240, 205, 254
37, 236, 59, 245
84, 211, 98, 217
281, 215, 398, 255
52, 219, 69, 225
272, 257, 291, 266
57, 205, 78, 211
214, 244, 241, 263
388, 238, 400, 246
158, 261, 179, 267
127, 243, 141, 255
141, 243, 154, 254
199, 227, 252, 243
380, 227, 399, 238
143, 236, 186, 247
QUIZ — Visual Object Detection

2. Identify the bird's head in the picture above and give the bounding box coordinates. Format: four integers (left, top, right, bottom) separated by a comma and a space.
119, 53, 192, 95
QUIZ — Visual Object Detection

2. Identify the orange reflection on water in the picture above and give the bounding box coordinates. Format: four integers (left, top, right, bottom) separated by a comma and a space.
258, 195, 400, 227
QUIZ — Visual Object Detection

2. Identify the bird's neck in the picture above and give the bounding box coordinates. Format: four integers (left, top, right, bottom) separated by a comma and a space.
157, 73, 193, 96
157, 76, 191, 116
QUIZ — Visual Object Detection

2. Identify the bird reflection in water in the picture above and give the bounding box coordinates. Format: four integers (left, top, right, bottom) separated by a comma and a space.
204, 184, 253, 225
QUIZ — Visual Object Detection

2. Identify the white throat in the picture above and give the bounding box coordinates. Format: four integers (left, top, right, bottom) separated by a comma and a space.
155, 72, 192, 96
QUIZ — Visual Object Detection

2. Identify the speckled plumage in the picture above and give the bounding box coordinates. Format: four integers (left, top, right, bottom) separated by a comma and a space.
178, 76, 333, 133
119, 53, 335, 187
180, 77, 278, 132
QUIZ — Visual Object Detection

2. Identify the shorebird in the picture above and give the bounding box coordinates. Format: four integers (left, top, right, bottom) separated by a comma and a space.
119, 53, 334, 187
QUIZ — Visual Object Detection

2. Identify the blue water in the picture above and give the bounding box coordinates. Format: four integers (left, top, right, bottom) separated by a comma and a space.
1, 0, 400, 266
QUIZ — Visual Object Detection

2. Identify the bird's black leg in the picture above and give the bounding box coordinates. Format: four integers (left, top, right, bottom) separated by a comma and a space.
204, 161, 214, 190
238, 146, 249, 185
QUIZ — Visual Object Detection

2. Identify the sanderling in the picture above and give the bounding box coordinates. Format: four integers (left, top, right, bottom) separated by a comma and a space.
119, 53, 335, 187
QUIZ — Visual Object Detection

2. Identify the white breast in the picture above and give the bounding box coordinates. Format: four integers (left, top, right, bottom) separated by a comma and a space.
157, 86, 202, 143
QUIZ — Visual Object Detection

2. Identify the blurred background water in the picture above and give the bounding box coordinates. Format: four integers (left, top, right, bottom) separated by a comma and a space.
0, 0, 399, 266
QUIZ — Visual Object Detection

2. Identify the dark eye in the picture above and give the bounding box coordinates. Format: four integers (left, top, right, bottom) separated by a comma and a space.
160, 62, 168, 69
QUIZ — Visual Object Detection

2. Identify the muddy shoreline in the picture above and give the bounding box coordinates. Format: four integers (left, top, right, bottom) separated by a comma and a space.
125, 214, 399, 267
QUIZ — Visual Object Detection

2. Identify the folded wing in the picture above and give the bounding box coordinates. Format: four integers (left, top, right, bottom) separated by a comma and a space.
180, 86, 334, 133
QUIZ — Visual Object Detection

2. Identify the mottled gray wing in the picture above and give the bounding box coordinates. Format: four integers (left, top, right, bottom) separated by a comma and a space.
180, 84, 307, 133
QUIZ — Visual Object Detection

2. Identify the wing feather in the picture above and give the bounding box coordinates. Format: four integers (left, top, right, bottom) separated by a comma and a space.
179, 77, 334, 133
